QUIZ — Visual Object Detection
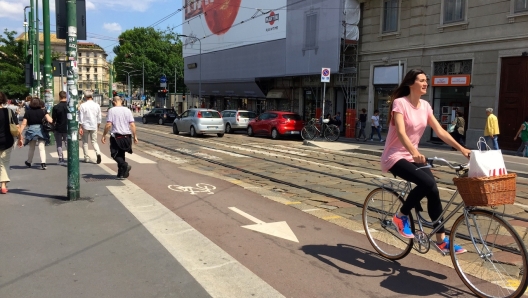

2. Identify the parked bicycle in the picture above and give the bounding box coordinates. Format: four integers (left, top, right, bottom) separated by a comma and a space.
362, 157, 527, 298
301, 118, 340, 141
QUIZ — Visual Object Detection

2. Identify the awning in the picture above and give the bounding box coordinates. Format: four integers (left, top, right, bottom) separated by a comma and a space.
185, 81, 265, 98
266, 89, 287, 99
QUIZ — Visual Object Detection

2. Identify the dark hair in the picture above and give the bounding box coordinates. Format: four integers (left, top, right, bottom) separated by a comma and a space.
40, 99, 45, 108
387, 69, 427, 125
29, 98, 42, 109
361, 108, 366, 113
59, 91, 67, 99
0, 92, 7, 105
374, 109, 379, 114
457, 111, 464, 117
525, 116, 528, 122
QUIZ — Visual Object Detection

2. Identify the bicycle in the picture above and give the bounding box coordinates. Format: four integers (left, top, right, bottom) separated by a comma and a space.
301, 118, 340, 141
362, 157, 528, 298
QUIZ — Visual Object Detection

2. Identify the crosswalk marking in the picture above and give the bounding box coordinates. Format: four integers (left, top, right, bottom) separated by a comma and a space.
49, 148, 155, 164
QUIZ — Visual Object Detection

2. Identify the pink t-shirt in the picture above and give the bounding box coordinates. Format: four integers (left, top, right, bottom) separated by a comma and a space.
380, 97, 433, 172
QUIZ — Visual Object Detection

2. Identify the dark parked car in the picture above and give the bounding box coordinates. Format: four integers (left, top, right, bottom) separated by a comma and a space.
142, 108, 177, 125
247, 111, 304, 139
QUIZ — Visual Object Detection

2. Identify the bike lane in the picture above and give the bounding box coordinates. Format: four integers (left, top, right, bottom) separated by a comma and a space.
112, 152, 475, 298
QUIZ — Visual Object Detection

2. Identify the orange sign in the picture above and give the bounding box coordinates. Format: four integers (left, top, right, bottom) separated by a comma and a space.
431, 75, 471, 86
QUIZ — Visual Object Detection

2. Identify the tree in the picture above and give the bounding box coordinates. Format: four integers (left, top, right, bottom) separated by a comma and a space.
113, 27, 184, 96
0, 29, 28, 99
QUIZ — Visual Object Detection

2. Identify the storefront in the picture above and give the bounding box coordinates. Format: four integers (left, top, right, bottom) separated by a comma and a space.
372, 65, 404, 132
430, 74, 471, 141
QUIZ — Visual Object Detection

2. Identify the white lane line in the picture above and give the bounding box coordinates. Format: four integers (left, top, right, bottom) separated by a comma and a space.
143, 150, 188, 164
99, 164, 284, 298
202, 148, 248, 158
250, 145, 308, 156
125, 152, 157, 164
49, 149, 113, 163
302, 208, 321, 212
228, 207, 265, 224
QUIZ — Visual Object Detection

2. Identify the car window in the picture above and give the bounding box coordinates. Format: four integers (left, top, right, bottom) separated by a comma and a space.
201, 111, 221, 118
189, 110, 196, 117
282, 114, 302, 121
238, 111, 255, 118
221, 111, 229, 117
269, 113, 278, 120
258, 113, 268, 120
229, 112, 236, 117
248, 112, 257, 119
180, 111, 188, 118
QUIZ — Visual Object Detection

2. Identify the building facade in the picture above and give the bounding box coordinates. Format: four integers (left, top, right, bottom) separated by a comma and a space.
357, 0, 528, 150
182, 0, 360, 127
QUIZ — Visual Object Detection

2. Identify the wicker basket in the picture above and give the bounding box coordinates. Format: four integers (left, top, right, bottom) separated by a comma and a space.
452, 173, 517, 207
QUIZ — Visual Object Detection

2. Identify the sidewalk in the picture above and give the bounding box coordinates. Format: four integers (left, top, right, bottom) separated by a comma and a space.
0, 145, 210, 298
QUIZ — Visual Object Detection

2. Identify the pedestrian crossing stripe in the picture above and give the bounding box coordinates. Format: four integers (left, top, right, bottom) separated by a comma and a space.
49, 148, 156, 164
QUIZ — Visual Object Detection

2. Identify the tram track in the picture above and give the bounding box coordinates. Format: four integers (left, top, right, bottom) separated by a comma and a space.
135, 126, 528, 223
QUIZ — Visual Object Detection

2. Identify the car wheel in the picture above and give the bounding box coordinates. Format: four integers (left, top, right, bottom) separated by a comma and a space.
217, 133, 224, 137
247, 126, 254, 137
172, 124, 179, 135
271, 128, 280, 140
142, 117, 147, 124
190, 126, 197, 137
225, 123, 232, 133
158, 118, 164, 125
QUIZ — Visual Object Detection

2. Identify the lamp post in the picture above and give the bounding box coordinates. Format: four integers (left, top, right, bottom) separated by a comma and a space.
177, 35, 201, 102
117, 60, 144, 105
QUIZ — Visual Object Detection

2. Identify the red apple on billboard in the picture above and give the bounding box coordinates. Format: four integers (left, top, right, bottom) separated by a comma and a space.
202, 0, 242, 35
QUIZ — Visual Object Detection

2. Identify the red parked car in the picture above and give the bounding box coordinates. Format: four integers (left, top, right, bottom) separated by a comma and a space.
247, 111, 304, 139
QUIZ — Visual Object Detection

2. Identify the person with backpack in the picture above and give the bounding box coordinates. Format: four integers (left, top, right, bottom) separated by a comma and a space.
52, 91, 69, 165
514, 116, 528, 157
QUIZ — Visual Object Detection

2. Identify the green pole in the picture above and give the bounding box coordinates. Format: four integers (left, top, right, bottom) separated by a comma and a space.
43, 0, 55, 145
29, 0, 35, 96
108, 64, 113, 108
66, 0, 80, 200
35, 0, 40, 97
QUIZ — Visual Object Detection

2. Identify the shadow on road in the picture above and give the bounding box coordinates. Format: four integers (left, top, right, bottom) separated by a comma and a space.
302, 243, 471, 297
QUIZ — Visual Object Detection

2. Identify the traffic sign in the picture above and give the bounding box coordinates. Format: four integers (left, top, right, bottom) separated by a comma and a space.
321, 68, 331, 83
141, 95, 146, 100
160, 75, 167, 83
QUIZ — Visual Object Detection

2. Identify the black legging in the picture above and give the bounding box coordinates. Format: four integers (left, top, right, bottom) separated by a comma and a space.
389, 159, 445, 233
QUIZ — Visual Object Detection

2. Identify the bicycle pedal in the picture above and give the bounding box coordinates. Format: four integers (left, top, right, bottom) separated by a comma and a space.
432, 242, 449, 256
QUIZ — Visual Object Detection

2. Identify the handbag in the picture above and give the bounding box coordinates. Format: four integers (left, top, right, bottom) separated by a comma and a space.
7, 109, 19, 137
42, 116, 55, 132
468, 137, 507, 177
447, 123, 456, 133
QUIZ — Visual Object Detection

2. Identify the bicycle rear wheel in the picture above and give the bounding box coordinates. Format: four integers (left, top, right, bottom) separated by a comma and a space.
450, 209, 528, 298
362, 188, 414, 260
323, 125, 340, 141
301, 125, 317, 140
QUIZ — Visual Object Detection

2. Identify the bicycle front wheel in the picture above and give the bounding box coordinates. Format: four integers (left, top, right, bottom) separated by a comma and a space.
362, 188, 414, 260
450, 209, 528, 298
323, 125, 340, 141
301, 125, 316, 140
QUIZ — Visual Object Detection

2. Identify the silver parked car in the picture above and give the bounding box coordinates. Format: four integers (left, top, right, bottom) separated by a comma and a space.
221, 110, 257, 133
172, 108, 225, 137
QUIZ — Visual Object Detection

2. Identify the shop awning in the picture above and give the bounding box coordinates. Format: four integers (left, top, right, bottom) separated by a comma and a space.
266, 89, 288, 99
185, 81, 265, 98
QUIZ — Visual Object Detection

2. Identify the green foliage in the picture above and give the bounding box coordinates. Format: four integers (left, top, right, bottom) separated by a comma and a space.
0, 29, 29, 99
113, 27, 185, 95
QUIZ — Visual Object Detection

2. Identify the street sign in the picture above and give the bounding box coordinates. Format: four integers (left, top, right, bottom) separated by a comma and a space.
112, 83, 117, 90
160, 75, 167, 83
141, 95, 146, 100
321, 68, 331, 83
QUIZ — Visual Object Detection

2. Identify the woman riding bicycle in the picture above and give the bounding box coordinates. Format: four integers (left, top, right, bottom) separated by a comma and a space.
381, 69, 471, 254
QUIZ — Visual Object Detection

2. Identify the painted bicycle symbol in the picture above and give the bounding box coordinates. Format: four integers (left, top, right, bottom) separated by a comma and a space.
168, 183, 216, 195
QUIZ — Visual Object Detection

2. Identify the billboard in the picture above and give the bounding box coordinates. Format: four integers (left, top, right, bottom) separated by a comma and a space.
182, 0, 287, 57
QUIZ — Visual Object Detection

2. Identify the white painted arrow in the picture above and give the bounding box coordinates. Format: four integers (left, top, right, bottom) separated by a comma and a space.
228, 207, 299, 243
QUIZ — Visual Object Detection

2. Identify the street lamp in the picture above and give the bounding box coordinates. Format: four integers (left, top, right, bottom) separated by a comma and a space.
117, 68, 140, 103
118, 60, 144, 102
177, 34, 201, 102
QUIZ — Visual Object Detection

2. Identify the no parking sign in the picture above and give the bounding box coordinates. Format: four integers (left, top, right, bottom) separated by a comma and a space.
321, 68, 331, 83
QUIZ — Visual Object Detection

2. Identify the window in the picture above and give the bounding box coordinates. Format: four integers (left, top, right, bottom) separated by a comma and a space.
382, 0, 399, 32
444, 0, 465, 23
78, 83, 82, 89
515, 0, 528, 12
303, 9, 319, 54
94, 67, 98, 73
79, 52, 82, 57
94, 74, 98, 81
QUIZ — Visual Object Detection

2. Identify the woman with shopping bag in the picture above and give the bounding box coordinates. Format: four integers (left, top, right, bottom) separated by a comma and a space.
380, 69, 471, 253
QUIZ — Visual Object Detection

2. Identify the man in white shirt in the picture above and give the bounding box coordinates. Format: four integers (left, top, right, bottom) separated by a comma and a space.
79, 91, 102, 163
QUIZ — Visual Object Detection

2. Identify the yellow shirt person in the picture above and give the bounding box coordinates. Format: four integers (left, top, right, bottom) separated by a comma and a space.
484, 108, 500, 150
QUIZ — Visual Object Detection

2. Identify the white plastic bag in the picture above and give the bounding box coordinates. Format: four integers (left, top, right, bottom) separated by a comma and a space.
468, 137, 507, 177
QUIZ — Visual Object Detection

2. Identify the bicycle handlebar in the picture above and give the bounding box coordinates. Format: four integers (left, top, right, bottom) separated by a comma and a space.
425, 157, 468, 171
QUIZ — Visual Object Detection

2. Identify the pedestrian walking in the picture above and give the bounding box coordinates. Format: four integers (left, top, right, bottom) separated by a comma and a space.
514, 116, 528, 157
334, 112, 342, 128
356, 108, 367, 141
450, 110, 466, 150
370, 109, 384, 142
52, 91, 69, 165
101, 96, 138, 179
20, 98, 53, 170
78, 91, 102, 164
0, 92, 22, 193
484, 108, 500, 150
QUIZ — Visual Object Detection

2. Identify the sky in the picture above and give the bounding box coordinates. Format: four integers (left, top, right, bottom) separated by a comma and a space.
0, 0, 185, 59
